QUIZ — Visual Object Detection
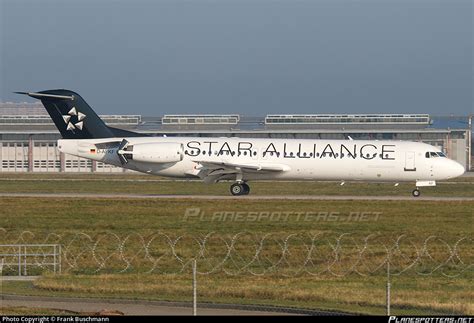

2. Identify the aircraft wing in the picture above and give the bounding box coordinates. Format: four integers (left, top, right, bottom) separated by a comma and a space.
186, 160, 291, 183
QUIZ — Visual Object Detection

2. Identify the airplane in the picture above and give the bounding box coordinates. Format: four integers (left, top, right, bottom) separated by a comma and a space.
15, 89, 465, 197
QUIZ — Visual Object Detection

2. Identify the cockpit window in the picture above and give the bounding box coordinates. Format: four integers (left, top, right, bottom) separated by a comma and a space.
426, 151, 447, 158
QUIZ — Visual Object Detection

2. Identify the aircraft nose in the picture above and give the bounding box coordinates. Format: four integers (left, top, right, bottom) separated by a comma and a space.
449, 161, 465, 179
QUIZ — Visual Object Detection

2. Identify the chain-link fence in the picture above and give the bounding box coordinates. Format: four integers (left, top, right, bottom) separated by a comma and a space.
0, 229, 472, 315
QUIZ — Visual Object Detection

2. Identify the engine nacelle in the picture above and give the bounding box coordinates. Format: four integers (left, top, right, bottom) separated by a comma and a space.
126, 142, 184, 164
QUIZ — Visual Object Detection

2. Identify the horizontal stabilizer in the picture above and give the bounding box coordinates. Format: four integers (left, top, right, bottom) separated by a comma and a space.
14, 91, 74, 100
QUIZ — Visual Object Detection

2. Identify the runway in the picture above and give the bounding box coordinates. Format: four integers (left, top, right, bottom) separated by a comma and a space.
0, 193, 472, 201
0, 178, 472, 185
0, 294, 341, 316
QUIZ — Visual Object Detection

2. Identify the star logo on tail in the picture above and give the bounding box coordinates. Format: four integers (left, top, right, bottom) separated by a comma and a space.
62, 107, 86, 131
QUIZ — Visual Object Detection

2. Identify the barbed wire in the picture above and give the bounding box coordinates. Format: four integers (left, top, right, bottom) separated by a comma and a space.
0, 229, 472, 277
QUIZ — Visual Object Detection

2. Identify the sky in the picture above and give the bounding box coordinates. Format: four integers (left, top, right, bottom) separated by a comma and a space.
0, 0, 472, 116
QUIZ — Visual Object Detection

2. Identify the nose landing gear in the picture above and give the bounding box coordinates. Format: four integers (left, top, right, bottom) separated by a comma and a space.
412, 188, 421, 197
412, 181, 435, 197
230, 182, 250, 196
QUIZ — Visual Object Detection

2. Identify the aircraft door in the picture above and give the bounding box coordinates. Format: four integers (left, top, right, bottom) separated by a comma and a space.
404, 151, 416, 171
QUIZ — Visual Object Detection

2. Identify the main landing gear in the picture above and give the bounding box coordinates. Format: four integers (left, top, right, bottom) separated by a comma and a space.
412, 188, 421, 197
230, 182, 250, 196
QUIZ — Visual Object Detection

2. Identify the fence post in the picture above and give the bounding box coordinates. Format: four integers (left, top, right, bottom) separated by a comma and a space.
58, 244, 62, 274
18, 245, 21, 277
386, 261, 391, 316
1, 258, 4, 302
23, 245, 27, 276
192, 259, 197, 316
0, 258, 4, 305
54, 245, 57, 274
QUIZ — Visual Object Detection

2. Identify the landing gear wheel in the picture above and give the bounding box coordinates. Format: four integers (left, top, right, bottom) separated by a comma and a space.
412, 189, 421, 197
230, 183, 250, 196
241, 183, 250, 195
230, 183, 244, 196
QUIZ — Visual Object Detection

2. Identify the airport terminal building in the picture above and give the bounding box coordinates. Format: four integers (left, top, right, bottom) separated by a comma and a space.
0, 102, 471, 173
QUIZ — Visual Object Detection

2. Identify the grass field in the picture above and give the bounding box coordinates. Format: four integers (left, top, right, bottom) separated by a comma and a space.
0, 173, 472, 315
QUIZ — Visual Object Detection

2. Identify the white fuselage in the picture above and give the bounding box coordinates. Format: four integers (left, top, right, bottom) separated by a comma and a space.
58, 137, 465, 184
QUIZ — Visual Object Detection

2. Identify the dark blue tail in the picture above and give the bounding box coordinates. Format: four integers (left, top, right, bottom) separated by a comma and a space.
15, 89, 143, 139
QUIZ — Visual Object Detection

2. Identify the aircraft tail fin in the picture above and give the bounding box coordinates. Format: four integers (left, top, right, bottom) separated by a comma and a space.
15, 89, 143, 139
